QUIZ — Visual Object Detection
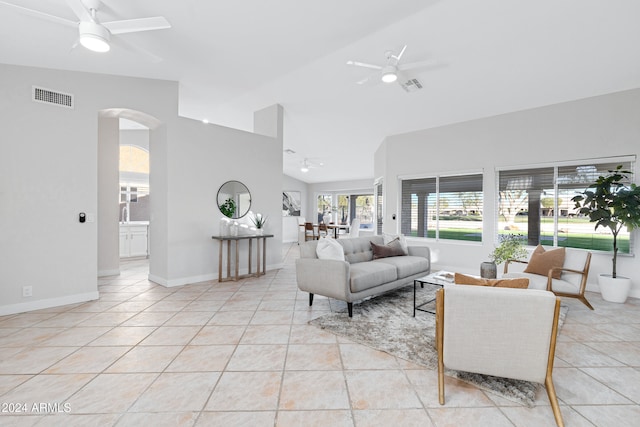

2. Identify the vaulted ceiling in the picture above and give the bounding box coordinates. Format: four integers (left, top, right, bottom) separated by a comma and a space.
2, 0, 639, 183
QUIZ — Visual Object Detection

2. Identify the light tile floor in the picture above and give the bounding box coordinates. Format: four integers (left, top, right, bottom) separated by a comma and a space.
1, 243, 639, 426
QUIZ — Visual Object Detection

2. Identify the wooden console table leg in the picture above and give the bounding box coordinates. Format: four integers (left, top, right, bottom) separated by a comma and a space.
262, 237, 267, 275
218, 240, 223, 282
226, 240, 231, 280
234, 239, 239, 281
256, 237, 261, 276
248, 238, 253, 276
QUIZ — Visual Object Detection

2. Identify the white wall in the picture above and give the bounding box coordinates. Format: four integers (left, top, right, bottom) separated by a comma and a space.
375, 88, 640, 298
97, 117, 120, 277
0, 63, 283, 314
160, 118, 282, 286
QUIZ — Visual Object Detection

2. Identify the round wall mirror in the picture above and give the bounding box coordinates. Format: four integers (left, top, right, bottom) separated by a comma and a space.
217, 180, 251, 219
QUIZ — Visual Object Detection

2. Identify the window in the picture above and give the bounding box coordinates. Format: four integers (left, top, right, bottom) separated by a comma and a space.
351, 194, 374, 229
497, 160, 634, 253
119, 184, 149, 223
317, 194, 332, 223
336, 195, 349, 224
401, 173, 483, 241
375, 181, 383, 235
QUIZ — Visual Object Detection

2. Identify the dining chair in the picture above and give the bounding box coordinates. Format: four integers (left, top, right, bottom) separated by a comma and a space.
304, 222, 317, 241
318, 223, 329, 239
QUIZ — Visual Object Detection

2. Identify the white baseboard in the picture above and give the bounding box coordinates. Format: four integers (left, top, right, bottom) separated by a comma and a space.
149, 262, 285, 288
98, 269, 120, 278
0, 291, 100, 316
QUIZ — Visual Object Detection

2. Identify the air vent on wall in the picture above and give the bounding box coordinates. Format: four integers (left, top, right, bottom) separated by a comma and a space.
32, 86, 74, 109
399, 78, 423, 93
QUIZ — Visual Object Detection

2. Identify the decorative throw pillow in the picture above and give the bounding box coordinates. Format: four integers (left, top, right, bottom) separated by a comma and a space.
524, 245, 565, 279
316, 237, 345, 261
382, 233, 409, 255
371, 239, 406, 259
454, 273, 529, 289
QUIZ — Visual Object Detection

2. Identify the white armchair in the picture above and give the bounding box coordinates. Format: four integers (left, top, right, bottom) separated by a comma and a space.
504, 249, 593, 310
436, 285, 564, 427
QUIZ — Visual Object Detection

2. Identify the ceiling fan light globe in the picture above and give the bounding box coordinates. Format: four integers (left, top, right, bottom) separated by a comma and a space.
79, 21, 111, 52
381, 65, 397, 83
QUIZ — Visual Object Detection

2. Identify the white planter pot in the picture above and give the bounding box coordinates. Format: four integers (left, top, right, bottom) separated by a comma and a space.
598, 274, 632, 303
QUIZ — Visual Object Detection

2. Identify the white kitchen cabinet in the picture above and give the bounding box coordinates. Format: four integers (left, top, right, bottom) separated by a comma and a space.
119, 223, 149, 258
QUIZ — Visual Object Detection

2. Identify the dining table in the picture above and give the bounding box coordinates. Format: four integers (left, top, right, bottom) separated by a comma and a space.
300, 223, 350, 239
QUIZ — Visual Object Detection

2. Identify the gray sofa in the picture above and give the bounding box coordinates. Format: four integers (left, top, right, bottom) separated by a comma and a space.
295, 235, 431, 317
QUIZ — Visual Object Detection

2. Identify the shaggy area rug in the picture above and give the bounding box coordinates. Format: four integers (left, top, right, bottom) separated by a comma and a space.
309, 284, 568, 408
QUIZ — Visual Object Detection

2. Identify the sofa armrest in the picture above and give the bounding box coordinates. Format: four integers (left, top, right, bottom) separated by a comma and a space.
295, 258, 351, 301
408, 245, 431, 261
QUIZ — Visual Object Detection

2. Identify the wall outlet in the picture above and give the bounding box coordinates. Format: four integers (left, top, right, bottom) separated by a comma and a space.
22, 286, 33, 297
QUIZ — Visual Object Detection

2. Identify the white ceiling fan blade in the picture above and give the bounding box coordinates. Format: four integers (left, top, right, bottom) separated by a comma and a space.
346, 60, 382, 70
103, 17, 171, 34
355, 71, 382, 86
0, 1, 77, 27
356, 75, 372, 85
394, 45, 407, 62
111, 37, 163, 63
66, 0, 94, 23
398, 60, 443, 71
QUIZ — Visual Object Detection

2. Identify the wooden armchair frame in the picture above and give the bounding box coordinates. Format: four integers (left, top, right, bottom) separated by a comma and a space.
504, 252, 593, 310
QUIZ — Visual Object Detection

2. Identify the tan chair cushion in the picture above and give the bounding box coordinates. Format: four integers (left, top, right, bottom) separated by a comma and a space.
524, 245, 565, 279
454, 273, 529, 289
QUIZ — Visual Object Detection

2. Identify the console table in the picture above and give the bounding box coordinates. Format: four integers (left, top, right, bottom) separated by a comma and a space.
211, 234, 274, 282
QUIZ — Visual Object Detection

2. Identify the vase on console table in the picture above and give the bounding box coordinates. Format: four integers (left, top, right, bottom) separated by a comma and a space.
219, 218, 231, 235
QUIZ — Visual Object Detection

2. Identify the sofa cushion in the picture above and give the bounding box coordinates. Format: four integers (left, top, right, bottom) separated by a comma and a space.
349, 262, 398, 293
316, 237, 345, 261
454, 273, 529, 288
524, 245, 565, 279
374, 256, 430, 279
371, 239, 405, 259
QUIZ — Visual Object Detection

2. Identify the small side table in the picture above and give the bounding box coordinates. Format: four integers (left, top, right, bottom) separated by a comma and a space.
211, 234, 274, 282
413, 271, 455, 316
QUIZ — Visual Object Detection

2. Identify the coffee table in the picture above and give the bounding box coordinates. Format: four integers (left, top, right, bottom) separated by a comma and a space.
413, 271, 455, 316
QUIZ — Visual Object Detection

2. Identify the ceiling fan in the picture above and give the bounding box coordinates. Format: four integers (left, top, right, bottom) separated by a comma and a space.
0, 0, 171, 54
347, 45, 437, 91
300, 158, 323, 173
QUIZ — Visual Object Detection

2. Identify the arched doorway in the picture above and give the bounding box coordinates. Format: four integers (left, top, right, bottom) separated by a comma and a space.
97, 109, 162, 277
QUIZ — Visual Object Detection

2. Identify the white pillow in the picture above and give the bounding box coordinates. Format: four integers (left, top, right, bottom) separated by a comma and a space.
383, 233, 408, 255
316, 237, 345, 261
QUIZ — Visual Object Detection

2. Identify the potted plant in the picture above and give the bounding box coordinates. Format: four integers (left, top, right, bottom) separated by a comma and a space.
482, 234, 528, 278
250, 213, 268, 235
571, 165, 640, 303
220, 197, 236, 218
